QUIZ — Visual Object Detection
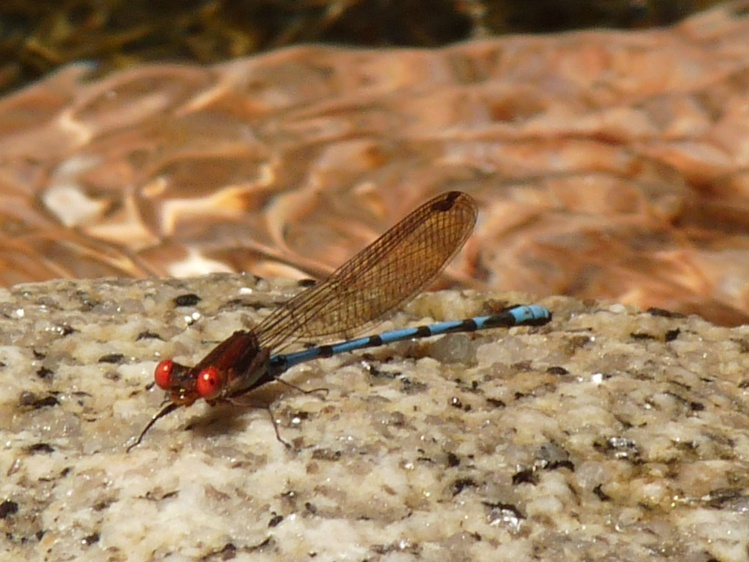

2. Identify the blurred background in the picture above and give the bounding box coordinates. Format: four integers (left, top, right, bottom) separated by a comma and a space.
1, 0, 748, 326
0, 0, 724, 94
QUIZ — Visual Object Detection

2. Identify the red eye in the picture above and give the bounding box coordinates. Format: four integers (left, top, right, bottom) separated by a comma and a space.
197, 366, 223, 400
154, 359, 174, 390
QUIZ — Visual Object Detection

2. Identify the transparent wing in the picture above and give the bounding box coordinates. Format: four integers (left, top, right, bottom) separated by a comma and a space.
256, 191, 477, 351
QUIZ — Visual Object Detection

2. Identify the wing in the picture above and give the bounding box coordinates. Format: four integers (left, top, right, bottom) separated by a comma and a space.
255, 191, 478, 351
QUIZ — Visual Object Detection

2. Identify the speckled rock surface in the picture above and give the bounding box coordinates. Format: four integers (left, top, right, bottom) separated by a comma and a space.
1, 275, 748, 561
